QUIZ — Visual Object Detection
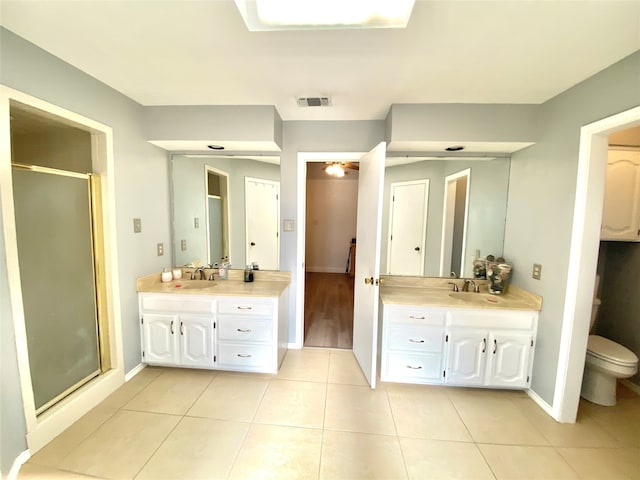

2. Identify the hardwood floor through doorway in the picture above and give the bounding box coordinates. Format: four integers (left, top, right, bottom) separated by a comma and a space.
304, 272, 354, 349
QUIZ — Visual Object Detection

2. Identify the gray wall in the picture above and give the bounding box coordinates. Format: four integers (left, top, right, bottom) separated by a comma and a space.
1, 27, 172, 472
598, 241, 640, 385
504, 51, 640, 405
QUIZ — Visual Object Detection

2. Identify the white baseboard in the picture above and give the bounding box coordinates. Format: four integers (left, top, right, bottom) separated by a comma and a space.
287, 342, 302, 349
7, 450, 30, 480
305, 267, 346, 274
124, 363, 146, 382
526, 388, 557, 420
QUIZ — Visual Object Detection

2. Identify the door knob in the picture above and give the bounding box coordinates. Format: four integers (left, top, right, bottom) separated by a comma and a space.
364, 277, 374, 285
414, 246, 420, 251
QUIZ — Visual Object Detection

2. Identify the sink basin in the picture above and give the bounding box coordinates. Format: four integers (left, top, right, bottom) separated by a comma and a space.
168, 280, 215, 290
449, 292, 502, 304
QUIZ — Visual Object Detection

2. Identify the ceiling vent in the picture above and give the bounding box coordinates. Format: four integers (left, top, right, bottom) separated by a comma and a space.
297, 97, 331, 107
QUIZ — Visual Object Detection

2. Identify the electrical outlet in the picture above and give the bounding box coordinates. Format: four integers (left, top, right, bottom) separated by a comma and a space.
181, 239, 187, 251
133, 218, 142, 233
532, 263, 542, 280
194, 217, 199, 228
157, 243, 164, 256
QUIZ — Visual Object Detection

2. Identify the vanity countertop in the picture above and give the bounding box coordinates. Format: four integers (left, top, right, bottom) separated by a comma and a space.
379, 276, 542, 311
137, 270, 291, 298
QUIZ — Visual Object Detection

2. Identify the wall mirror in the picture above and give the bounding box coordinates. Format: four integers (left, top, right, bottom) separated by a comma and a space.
380, 157, 511, 278
171, 154, 280, 269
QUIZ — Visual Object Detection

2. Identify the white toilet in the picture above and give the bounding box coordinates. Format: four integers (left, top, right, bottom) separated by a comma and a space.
581, 281, 638, 406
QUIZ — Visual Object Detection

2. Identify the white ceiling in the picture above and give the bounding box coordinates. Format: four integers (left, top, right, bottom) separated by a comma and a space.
1, 1, 639, 122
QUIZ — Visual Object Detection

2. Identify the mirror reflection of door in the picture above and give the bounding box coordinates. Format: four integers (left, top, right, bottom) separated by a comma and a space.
387, 179, 429, 275
440, 169, 470, 277
206, 167, 230, 265
245, 177, 280, 270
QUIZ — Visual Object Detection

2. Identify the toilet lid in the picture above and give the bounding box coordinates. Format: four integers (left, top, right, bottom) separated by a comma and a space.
587, 335, 639, 366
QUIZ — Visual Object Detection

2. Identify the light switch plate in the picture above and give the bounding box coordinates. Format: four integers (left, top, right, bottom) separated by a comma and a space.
157, 243, 164, 256
181, 239, 187, 251
283, 219, 295, 232
532, 263, 542, 280
194, 217, 199, 228
133, 218, 142, 233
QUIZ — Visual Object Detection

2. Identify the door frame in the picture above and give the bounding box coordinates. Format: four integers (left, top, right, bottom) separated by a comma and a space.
204, 165, 231, 265
439, 168, 471, 277
554, 105, 640, 422
295, 152, 365, 348
245, 176, 280, 270
0, 85, 125, 452
386, 178, 429, 276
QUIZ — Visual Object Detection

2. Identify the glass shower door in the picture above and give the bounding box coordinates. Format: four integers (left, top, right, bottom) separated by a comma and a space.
12, 165, 101, 414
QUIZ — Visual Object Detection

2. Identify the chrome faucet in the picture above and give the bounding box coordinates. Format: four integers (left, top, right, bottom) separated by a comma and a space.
462, 279, 480, 293
448, 282, 459, 292
192, 267, 206, 280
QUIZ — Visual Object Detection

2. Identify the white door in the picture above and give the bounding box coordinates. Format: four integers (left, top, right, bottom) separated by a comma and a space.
445, 328, 487, 386
179, 316, 215, 367
487, 332, 532, 388
387, 179, 429, 275
142, 314, 179, 365
245, 177, 280, 270
353, 142, 386, 388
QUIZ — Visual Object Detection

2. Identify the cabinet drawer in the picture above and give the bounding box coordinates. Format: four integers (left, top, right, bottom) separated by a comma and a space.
218, 317, 272, 342
386, 306, 446, 326
140, 294, 214, 314
385, 353, 443, 381
218, 298, 274, 316
386, 325, 444, 353
217, 343, 272, 369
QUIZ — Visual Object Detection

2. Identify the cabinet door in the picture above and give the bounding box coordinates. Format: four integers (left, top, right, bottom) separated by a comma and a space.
142, 314, 179, 365
445, 329, 487, 386
179, 316, 215, 367
487, 332, 532, 388
601, 150, 640, 241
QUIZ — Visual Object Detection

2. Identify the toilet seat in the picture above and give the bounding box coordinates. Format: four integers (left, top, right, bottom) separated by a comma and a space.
587, 335, 638, 367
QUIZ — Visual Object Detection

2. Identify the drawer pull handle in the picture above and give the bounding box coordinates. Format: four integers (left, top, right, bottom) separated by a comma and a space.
408, 315, 425, 320
408, 339, 425, 343
406, 365, 423, 370
493, 339, 497, 354
237, 328, 252, 333
482, 338, 486, 353
237, 354, 252, 358
236, 306, 253, 310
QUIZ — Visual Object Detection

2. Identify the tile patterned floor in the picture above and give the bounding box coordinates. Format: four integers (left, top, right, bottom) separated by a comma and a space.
19, 348, 640, 480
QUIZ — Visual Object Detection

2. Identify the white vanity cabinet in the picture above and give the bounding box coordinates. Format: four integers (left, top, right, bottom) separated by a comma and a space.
380, 303, 538, 390
139, 295, 215, 368
380, 305, 447, 384
601, 149, 640, 241
139, 288, 288, 374
216, 297, 283, 373
445, 309, 537, 389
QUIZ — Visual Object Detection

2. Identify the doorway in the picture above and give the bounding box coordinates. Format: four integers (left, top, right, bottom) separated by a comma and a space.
555, 105, 640, 422
440, 169, 470, 277
205, 167, 230, 265
303, 162, 358, 349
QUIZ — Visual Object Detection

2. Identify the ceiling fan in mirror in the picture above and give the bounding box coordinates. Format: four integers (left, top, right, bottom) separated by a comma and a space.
323, 161, 359, 177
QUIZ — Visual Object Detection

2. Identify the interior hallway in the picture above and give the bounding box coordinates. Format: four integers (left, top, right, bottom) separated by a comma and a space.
17, 349, 640, 480
303, 272, 354, 349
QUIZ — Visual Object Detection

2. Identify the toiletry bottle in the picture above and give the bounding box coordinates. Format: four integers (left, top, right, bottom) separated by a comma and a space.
161, 268, 172, 283
244, 265, 254, 282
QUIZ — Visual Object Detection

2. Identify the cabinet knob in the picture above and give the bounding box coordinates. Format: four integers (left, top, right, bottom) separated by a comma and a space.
414, 246, 420, 251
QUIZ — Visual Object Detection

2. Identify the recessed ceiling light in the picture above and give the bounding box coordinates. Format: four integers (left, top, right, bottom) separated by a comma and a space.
234, 0, 415, 31
445, 145, 465, 152
207, 145, 225, 150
